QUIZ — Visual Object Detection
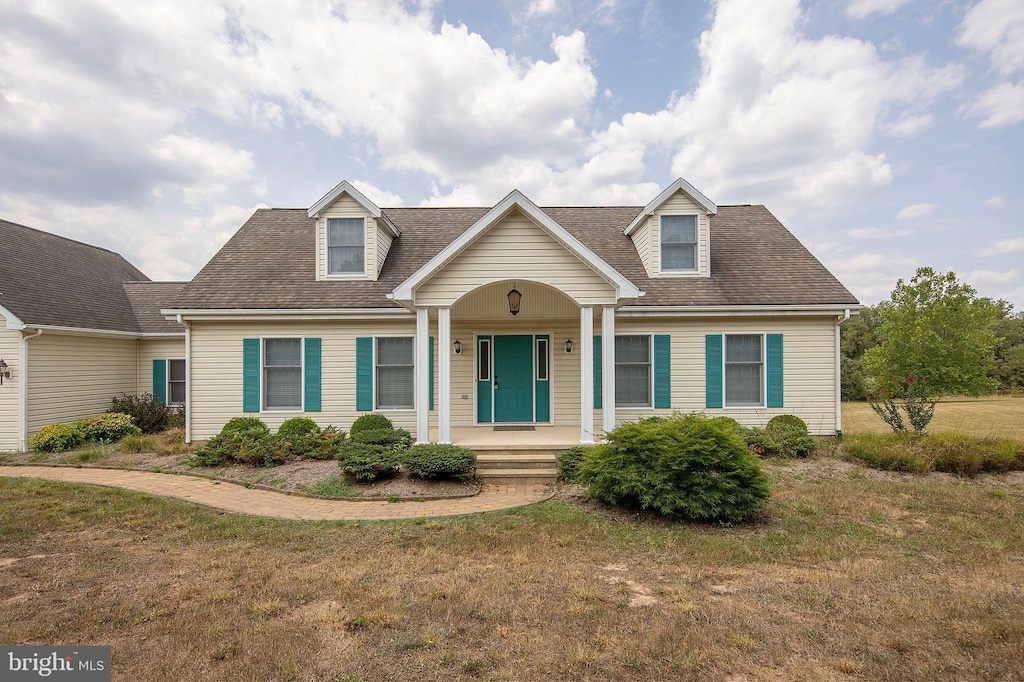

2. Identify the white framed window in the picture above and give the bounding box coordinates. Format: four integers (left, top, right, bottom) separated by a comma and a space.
725, 334, 763, 406
264, 338, 302, 410
376, 337, 414, 409
478, 338, 491, 381
327, 218, 365, 275
168, 359, 186, 405
660, 214, 698, 272
615, 335, 651, 407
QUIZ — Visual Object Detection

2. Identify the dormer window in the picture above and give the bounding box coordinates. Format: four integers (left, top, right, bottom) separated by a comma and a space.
328, 218, 365, 275
660, 215, 698, 272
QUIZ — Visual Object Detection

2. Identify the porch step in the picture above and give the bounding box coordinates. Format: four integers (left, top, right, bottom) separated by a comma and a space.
476, 453, 558, 469
476, 468, 557, 485
474, 451, 558, 484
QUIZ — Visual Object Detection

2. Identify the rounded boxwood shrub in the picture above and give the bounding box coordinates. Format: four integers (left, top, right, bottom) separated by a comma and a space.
745, 423, 816, 458
403, 444, 477, 480
221, 417, 270, 437
352, 427, 410, 451
337, 442, 401, 481
556, 445, 591, 483
277, 417, 321, 440
350, 412, 394, 437
578, 414, 771, 522
706, 416, 745, 437
29, 423, 85, 453
75, 413, 141, 442
767, 414, 808, 432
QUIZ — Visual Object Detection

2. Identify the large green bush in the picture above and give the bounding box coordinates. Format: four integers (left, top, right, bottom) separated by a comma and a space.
29, 423, 85, 453
352, 427, 411, 451
221, 417, 270, 437
337, 443, 401, 481
190, 417, 285, 467
744, 418, 816, 458
403, 444, 476, 480
556, 446, 591, 483
111, 393, 173, 434
766, 415, 808, 432
578, 414, 771, 522
277, 417, 321, 440
350, 413, 394, 437
842, 433, 1024, 477
289, 426, 347, 460
74, 413, 141, 442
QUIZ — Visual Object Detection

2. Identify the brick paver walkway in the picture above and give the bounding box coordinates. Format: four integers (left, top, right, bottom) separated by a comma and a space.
0, 466, 553, 521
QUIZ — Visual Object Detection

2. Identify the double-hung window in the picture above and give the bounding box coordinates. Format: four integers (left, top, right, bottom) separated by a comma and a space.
661, 215, 698, 272
615, 335, 651, 407
376, 337, 414, 409
168, 359, 186, 405
264, 338, 302, 410
725, 334, 763, 406
327, 218, 365, 275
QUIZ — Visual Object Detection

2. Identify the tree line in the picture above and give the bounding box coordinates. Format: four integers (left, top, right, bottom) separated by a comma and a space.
841, 267, 1024, 400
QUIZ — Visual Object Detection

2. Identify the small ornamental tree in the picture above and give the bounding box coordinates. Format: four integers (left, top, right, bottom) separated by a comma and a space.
867, 374, 936, 433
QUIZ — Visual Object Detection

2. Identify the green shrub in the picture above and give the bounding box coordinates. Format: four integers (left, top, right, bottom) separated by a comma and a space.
556, 446, 591, 483
111, 393, 172, 434
350, 413, 394, 437
221, 417, 270, 437
277, 417, 321, 440
842, 433, 1024, 477
75, 413, 141, 442
766, 415, 808, 432
578, 414, 770, 522
352, 427, 410, 451
307, 476, 355, 499
30, 423, 85, 453
745, 423, 816, 459
288, 426, 347, 460
117, 434, 158, 453
402, 444, 477, 480
337, 443, 401, 481
706, 416, 746, 437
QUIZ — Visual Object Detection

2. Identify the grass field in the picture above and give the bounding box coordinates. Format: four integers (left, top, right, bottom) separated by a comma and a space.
843, 393, 1024, 438
2, 470, 1023, 681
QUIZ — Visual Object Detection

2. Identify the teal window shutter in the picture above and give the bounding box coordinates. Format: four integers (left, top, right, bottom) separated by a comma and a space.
152, 359, 167, 404
705, 334, 723, 409
356, 337, 373, 411
304, 338, 322, 412
653, 335, 671, 408
593, 335, 602, 409
243, 339, 260, 412
766, 334, 784, 408
429, 336, 435, 410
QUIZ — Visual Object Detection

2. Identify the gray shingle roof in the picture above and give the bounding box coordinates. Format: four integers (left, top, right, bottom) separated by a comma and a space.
0, 218, 150, 332
123, 282, 188, 333
172, 205, 858, 310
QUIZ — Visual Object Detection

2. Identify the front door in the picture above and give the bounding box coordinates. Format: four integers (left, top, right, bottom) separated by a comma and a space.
493, 335, 533, 422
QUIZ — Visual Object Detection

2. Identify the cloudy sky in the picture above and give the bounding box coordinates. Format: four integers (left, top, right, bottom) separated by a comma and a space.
1, 0, 1021, 307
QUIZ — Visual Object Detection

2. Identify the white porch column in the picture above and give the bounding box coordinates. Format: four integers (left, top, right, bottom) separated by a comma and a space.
415, 307, 431, 444
437, 307, 452, 443
580, 306, 595, 444
602, 306, 616, 435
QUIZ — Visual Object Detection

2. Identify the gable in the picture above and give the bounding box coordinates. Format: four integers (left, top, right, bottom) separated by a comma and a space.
630, 189, 711, 278
414, 208, 619, 306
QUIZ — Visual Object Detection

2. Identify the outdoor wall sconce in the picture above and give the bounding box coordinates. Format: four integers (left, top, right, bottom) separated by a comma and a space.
453, 339, 462, 355
507, 286, 522, 316
0, 358, 9, 385
565, 339, 573, 354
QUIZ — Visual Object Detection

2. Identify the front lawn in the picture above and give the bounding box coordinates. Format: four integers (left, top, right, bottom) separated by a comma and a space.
2, 467, 1022, 680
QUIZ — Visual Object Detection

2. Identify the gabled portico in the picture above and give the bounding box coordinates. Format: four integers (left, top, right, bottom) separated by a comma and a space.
391, 190, 642, 446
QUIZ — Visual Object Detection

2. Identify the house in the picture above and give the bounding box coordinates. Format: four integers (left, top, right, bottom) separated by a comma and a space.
0, 219, 186, 451
166, 178, 859, 446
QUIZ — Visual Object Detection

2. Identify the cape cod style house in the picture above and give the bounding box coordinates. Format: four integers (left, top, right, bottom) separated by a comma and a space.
0, 178, 860, 453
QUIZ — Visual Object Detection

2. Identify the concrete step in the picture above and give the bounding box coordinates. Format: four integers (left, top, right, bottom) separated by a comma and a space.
476, 453, 557, 470
477, 468, 557, 485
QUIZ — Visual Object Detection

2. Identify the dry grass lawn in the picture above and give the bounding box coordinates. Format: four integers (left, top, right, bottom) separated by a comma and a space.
843, 393, 1024, 438
2, 468, 1023, 681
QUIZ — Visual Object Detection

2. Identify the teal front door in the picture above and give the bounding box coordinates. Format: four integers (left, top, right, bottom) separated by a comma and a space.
493, 335, 533, 422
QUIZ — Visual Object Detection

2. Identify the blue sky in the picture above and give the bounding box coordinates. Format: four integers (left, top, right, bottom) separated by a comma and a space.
1, 0, 1021, 307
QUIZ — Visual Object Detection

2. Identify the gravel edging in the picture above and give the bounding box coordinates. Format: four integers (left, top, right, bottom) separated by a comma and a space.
0, 461, 483, 502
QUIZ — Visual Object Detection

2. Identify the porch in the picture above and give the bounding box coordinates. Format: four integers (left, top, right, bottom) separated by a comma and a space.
427, 426, 581, 485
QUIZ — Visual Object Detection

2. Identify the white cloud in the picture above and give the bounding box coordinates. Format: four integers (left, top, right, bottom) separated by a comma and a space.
986, 195, 1006, 209
981, 237, 1024, 256
887, 112, 933, 137
845, 0, 913, 20
966, 268, 1020, 286
351, 180, 404, 207
896, 203, 936, 220
964, 81, 1024, 128
845, 226, 914, 239
827, 250, 919, 302
527, 0, 558, 18
957, 0, 1024, 76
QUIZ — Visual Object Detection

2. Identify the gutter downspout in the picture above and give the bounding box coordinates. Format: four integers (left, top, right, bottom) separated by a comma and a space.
835, 309, 851, 437
19, 329, 43, 452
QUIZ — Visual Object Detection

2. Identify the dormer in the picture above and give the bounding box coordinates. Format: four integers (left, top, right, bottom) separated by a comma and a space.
624, 178, 717, 278
308, 181, 401, 281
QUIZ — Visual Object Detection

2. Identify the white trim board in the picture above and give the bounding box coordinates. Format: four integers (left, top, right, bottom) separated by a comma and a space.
307, 180, 400, 237
624, 177, 717, 236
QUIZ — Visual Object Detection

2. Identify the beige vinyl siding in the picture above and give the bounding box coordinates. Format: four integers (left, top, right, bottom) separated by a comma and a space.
26, 333, 137, 436
376, 223, 393, 275
613, 316, 837, 435
632, 189, 710, 278
452, 280, 579, 320
415, 209, 617, 306
137, 337, 186, 395
316, 195, 380, 281
189, 320, 419, 439
0, 321, 20, 450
